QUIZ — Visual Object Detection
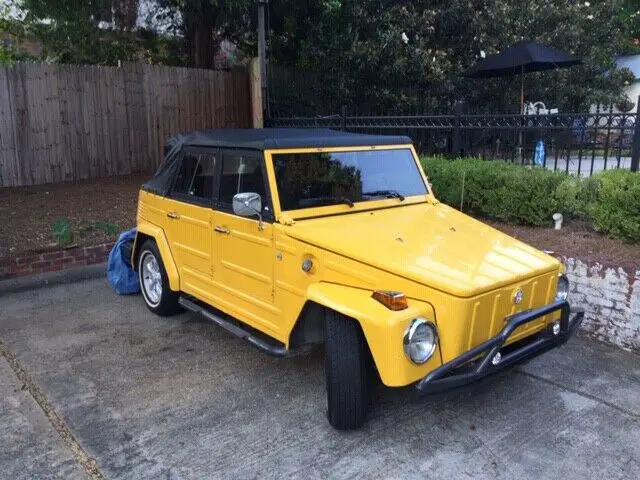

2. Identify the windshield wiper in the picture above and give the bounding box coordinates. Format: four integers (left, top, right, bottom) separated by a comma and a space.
363, 190, 405, 201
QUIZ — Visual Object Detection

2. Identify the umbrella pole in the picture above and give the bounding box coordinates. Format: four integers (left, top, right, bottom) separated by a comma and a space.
520, 67, 524, 114
519, 67, 524, 164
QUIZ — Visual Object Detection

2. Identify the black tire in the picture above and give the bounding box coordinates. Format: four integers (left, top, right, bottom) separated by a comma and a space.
324, 310, 373, 430
138, 239, 180, 317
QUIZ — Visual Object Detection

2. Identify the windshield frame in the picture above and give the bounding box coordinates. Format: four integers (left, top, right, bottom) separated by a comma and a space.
265, 144, 433, 221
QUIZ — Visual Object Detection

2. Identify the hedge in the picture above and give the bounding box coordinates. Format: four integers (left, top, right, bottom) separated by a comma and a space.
588, 169, 640, 243
421, 156, 640, 243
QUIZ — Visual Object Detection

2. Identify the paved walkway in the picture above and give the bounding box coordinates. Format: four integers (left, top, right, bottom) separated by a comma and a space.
1, 278, 639, 479
543, 155, 632, 176
0, 354, 87, 479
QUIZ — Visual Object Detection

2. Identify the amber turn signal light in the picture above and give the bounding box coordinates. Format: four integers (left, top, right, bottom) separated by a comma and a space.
372, 290, 408, 311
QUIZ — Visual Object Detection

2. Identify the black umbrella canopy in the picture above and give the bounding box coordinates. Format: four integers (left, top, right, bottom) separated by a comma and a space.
466, 41, 581, 78
466, 41, 581, 113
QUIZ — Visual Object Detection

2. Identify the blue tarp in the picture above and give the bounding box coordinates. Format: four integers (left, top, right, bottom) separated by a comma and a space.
107, 228, 141, 295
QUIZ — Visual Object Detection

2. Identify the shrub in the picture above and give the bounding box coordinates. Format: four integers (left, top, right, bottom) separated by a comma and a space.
422, 157, 568, 225
553, 175, 600, 218
422, 156, 640, 243
588, 169, 640, 243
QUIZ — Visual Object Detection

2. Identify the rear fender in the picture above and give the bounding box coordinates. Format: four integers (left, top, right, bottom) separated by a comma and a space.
134, 222, 180, 291
306, 282, 441, 387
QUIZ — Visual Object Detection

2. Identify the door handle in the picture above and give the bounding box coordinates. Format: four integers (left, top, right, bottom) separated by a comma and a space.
214, 225, 230, 234
167, 211, 179, 219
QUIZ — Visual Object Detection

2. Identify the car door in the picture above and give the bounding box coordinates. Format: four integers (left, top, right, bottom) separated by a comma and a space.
211, 148, 280, 336
162, 147, 219, 301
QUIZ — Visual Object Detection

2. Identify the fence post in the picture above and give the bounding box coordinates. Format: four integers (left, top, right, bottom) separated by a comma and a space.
451, 100, 463, 158
340, 105, 347, 131
249, 58, 264, 128
631, 95, 640, 172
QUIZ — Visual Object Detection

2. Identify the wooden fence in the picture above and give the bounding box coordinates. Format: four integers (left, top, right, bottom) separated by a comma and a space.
0, 63, 251, 187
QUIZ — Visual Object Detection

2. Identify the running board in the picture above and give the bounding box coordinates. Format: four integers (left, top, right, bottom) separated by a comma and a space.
178, 296, 290, 357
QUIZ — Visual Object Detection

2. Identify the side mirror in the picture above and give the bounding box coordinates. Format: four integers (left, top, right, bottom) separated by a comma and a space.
232, 192, 264, 230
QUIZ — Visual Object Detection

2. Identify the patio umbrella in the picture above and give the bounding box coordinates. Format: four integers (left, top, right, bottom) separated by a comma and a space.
465, 41, 581, 113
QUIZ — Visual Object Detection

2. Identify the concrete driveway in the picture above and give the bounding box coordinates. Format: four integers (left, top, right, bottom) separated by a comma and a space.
1, 278, 639, 480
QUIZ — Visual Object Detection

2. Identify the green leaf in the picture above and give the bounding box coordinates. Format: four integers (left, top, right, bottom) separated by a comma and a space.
51, 217, 73, 246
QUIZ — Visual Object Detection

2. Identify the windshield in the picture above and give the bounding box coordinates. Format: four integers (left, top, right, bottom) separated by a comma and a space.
272, 148, 427, 211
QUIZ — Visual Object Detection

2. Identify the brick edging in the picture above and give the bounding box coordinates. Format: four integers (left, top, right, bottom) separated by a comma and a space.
0, 242, 115, 281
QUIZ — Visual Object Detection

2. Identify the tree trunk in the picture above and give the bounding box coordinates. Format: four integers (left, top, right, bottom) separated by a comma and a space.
114, 0, 138, 31
184, 1, 217, 69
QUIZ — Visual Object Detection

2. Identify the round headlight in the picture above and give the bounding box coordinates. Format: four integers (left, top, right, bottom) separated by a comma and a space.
556, 274, 569, 302
403, 318, 438, 364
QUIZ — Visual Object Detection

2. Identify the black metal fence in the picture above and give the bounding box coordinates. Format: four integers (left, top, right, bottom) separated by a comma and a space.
268, 102, 640, 177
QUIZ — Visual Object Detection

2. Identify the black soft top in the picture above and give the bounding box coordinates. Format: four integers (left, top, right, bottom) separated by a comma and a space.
167, 128, 411, 150
143, 128, 412, 195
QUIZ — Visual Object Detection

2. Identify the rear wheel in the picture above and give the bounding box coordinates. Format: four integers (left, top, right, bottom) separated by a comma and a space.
138, 240, 180, 316
324, 310, 373, 430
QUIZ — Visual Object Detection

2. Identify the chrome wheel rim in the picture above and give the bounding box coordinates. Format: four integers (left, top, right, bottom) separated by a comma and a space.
141, 252, 162, 306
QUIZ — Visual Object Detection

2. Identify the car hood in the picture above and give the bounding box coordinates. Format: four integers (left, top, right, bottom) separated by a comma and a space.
284, 202, 560, 298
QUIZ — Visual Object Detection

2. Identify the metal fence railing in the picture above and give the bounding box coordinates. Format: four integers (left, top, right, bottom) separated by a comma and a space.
268, 103, 640, 177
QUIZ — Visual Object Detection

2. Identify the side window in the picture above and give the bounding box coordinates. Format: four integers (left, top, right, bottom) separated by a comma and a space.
219, 150, 269, 214
172, 151, 217, 202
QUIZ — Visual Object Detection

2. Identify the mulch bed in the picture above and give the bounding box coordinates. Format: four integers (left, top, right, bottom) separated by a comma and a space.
486, 221, 640, 274
486, 220, 640, 273
1, 174, 639, 273
0, 174, 146, 261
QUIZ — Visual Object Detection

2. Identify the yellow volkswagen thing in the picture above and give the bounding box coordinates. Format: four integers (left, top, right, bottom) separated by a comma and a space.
133, 128, 584, 430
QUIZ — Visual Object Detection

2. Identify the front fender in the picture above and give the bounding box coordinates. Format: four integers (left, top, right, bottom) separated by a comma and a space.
135, 222, 180, 291
306, 282, 442, 387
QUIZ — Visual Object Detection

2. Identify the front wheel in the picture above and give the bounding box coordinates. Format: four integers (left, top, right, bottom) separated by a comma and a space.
138, 240, 180, 317
324, 310, 373, 430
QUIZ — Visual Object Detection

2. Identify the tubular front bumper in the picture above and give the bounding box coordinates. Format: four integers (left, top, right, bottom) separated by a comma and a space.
415, 300, 584, 395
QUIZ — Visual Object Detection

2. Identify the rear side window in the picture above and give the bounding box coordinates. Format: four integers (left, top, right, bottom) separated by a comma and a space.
172, 151, 217, 201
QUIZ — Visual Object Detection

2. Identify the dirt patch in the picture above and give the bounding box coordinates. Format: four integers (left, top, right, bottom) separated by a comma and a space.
2, 174, 639, 273
0, 174, 146, 260
487, 219, 640, 273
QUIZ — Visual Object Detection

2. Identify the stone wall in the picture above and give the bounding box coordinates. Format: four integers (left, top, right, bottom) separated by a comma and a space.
564, 257, 640, 352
